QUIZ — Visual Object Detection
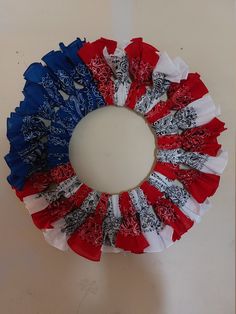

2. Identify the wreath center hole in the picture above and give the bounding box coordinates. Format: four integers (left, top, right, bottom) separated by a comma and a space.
69, 106, 156, 194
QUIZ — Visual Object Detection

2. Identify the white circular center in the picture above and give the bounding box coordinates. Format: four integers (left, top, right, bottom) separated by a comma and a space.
69, 106, 156, 194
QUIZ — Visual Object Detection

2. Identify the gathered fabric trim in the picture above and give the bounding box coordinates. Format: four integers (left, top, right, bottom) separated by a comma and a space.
5, 37, 227, 261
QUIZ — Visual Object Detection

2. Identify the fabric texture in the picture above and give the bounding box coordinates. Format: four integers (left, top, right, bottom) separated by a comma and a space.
5, 37, 227, 261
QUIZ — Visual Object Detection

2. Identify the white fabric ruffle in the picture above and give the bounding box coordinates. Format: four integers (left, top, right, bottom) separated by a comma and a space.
200, 150, 228, 174
103, 46, 131, 106
43, 219, 69, 251
154, 52, 189, 83
188, 94, 220, 127
144, 225, 174, 252
111, 194, 121, 218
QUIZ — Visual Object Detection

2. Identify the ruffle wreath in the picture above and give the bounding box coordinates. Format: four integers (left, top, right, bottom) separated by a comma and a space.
5, 37, 227, 261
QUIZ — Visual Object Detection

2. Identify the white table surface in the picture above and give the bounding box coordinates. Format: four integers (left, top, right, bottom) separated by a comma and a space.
0, 1, 235, 313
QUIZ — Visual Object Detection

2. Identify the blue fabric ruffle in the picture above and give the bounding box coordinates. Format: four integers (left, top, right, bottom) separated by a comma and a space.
5, 38, 106, 190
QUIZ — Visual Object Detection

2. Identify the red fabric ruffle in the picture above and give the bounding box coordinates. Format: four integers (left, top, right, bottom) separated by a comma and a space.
140, 181, 163, 204
154, 197, 194, 241
78, 38, 117, 105
125, 38, 159, 109
50, 162, 76, 184
15, 162, 76, 201
116, 192, 149, 253
141, 179, 193, 241
157, 118, 226, 156
176, 169, 220, 203
145, 101, 171, 124
31, 196, 76, 229
152, 162, 220, 203
125, 38, 159, 84
153, 162, 179, 180
15, 171, 52, 201
145, 73, 208, 123
140, 180, 194, 241
67, 193, 109, 261
125, 83, 147, 110
167, 72, 208, 110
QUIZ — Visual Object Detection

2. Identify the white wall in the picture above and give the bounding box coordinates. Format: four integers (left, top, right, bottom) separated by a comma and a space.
0, 1, 235, 313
